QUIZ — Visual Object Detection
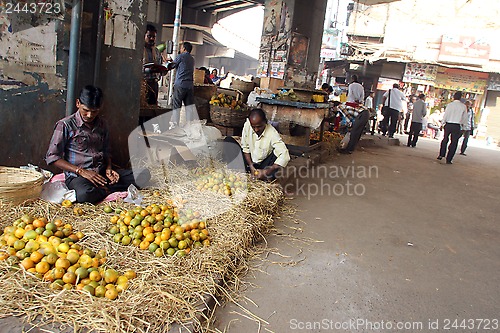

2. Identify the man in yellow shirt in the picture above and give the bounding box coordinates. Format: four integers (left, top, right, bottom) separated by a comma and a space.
223, 109, 290, 180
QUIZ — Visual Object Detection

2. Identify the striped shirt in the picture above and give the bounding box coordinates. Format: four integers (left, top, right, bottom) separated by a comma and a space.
45, 111, 110, 178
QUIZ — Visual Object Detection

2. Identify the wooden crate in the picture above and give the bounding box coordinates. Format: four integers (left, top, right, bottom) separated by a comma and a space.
260, 77, 284, 93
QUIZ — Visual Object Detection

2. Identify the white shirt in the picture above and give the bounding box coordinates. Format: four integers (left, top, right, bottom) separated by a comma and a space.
364, 96, 373, 109
383, 88, 406, 111
442, 100, 467, 127
347, 82, 364, 103
241, 120, 290, 167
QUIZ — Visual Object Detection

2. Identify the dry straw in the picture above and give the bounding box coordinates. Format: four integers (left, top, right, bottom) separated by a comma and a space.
0, 164, 286, 333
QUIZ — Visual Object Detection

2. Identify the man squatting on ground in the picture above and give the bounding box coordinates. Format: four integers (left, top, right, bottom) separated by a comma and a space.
223, 109, 290, 181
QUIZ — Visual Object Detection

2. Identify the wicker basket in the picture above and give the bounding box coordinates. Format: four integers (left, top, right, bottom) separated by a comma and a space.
210, 106, 249, 127
0, 167, 44, 205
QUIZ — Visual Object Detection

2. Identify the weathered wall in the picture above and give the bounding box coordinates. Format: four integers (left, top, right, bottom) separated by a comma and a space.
0, 0, 147, 170
0, 9, 68, 168
257, 0, 328, 88
99, 0, 147, 167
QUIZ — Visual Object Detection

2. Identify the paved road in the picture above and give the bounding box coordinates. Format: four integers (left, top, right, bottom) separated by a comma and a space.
213, 134, 500, 333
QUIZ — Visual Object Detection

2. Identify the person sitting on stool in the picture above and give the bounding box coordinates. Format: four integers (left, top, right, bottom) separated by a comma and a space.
223, 108, 290, 180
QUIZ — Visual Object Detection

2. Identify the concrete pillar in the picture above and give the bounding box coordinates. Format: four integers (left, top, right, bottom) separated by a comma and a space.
257, 0, 328, 88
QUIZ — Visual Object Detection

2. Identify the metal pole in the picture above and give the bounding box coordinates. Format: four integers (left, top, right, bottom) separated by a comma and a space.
168, 0, 183, 106
66, 0, 83, 116
93, 0, 105, 86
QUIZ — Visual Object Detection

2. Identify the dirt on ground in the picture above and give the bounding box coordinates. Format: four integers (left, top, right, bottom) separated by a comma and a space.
213, 134, 500, 333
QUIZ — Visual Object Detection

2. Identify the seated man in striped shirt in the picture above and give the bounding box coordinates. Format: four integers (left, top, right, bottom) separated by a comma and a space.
45, 85, 149, 204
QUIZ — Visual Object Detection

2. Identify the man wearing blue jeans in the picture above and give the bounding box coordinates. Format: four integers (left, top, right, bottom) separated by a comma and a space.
167, 42, 195, 128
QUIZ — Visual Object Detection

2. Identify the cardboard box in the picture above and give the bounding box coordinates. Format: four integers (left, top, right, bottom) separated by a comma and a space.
260, 77, 284, 93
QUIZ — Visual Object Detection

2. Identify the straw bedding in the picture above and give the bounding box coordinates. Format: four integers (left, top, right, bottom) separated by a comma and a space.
0, 164, 287, 332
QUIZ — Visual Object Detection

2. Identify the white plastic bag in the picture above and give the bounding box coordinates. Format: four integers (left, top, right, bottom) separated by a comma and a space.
40, 181, 76, 203
339, 132, 351, 150
124, 184, 144, 205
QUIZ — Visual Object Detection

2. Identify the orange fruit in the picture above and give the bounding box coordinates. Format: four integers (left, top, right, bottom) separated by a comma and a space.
103, 269, 119, 284
35, 261, 50, 274
89, 270, 102, 282
32, 219, 46, 228
30, 251, 44, 264
55, 258, 71, 270
52, 267, 65, 279
95, 286, 106, 297
123, 270, 136, 280
45, 253, 58, 265
105, 288, 118, 300
62, 271, 77, 284
20, 258, 35, 270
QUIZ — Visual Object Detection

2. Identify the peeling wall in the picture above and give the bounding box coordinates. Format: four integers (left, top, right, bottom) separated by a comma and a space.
0, 0, 146, 169
0, 8, 68, 168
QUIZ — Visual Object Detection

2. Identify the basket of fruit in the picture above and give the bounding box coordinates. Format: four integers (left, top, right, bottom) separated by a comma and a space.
209, 91, 249, 127
0, 166, 44, 205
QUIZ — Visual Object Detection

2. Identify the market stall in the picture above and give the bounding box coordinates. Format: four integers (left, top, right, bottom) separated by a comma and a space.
257, 97, 329, 155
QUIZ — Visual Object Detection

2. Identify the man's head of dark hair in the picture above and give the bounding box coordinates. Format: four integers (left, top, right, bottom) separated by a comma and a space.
78, 85, 103, 108
453, 91, 462, 100
183, 42, 193, 53
321, 83, 329, 90
418, 93, 425, 99
393, 83, 399, 88
351, 74, 359, 82
146, 24, 157, 34
249, 108, 267, 122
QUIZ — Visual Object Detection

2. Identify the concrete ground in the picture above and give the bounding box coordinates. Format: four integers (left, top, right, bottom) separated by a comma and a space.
212, 134, 500, 332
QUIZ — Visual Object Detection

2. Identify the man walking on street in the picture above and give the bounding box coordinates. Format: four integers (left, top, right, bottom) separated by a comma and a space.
407, 94, 427, 147
381, 83, 406, 138
460, 100, 475, 156
437, 92, 468, 164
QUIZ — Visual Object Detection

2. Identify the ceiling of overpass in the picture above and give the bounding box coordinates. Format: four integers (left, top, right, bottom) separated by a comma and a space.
159, 0, 265, 13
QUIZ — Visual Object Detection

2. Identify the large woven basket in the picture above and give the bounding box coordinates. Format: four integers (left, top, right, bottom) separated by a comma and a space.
0, 167, 44, 205
209, 106, 249, 127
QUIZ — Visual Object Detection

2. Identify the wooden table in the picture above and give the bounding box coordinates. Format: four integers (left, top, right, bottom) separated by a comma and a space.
257, 98, 329, 153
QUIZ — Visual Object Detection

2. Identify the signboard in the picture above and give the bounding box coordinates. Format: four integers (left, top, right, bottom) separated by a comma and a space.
438, 35, 490, 66
377, 78, 399, 91
320, 48, 336, 59
403, 63, 437, 85
434, 67, 488, 94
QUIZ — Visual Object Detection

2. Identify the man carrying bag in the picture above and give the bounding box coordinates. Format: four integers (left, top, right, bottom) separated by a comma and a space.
380, 83, 406, 138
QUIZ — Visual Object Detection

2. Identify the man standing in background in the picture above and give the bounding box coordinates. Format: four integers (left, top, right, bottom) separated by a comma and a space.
142, 24, 167, 105
460, 100, 475, 156
347, 75, 364, 104
365, 91, 376, 135
437, 92, 468, 164
167, 41, 195, 129
407, 94, 427, 147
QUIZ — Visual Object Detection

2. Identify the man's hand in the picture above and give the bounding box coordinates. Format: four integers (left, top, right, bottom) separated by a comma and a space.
252, 169, 267, 180
106, 169, 120, 185
79, 169, 109, 187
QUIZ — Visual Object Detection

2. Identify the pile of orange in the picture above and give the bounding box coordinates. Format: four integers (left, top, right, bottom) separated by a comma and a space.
192, 169, 247, 197
0, 214, 135, 300
107, 203, 211, 257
